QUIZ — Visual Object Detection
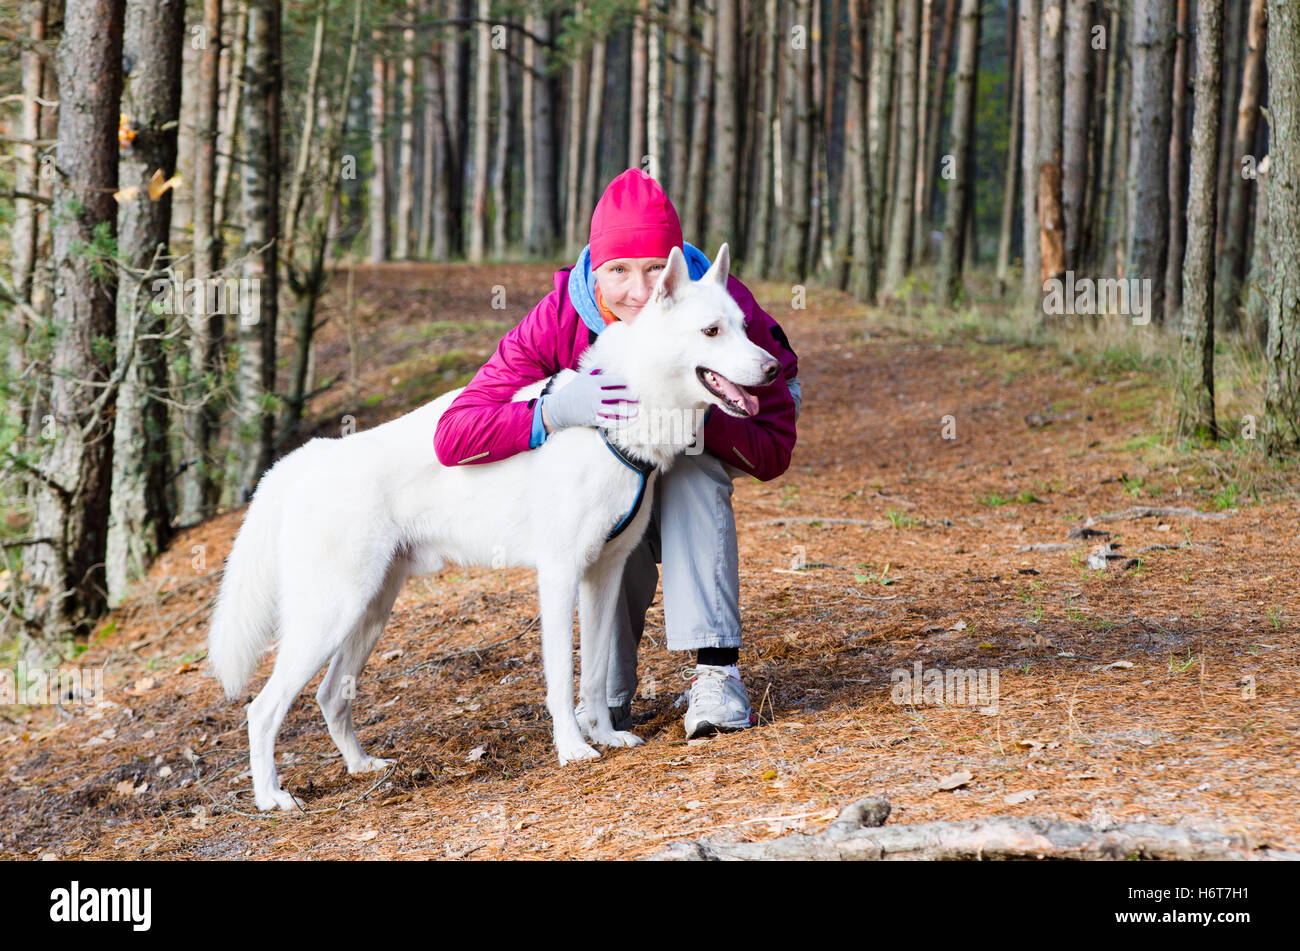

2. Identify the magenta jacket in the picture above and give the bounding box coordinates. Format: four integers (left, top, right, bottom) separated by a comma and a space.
432, 268, 799, 481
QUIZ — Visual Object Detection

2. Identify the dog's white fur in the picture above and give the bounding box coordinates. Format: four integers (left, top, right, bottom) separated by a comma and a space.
207, 244, 779, 811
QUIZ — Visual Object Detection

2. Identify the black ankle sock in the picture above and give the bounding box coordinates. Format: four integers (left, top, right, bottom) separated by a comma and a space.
696, 647, 739, 667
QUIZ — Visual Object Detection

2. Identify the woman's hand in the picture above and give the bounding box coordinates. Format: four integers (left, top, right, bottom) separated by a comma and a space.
541, 370, 639, 433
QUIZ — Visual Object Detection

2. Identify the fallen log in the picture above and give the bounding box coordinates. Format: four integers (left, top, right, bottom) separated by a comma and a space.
649, 798, 1299, 861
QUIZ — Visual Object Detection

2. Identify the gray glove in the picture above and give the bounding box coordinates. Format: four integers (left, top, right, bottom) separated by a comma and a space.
541, 369, 639, 432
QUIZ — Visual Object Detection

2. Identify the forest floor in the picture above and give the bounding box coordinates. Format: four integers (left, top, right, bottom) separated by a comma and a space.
2, 262, 1297, 860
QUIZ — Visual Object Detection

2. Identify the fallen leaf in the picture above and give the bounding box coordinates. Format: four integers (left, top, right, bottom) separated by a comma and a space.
346, 829, 379, 842
761, 770, 778, 781
1004, 789, 1038, 805
114, 780, 135, 796
936, 769, 973, 791
1067, 772, 1100, 780
157, 765, 172, 779
465, 745, 487, 762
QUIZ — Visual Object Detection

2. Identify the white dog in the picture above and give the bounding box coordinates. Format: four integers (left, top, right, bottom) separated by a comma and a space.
207, 244, 779, 811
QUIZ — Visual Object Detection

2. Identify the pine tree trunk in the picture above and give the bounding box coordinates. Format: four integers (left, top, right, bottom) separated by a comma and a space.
1216, 0, 1267, 331
493, 17, 511, 257
1037, 1, 1065, 289
525, 11, 558, 257
1125, 0, 1175, 325
685, 0, 715, 240
369, 37, 390, 261
1061, 0, 1091, 270
1177, 0, 1222, 440
443, 0, 470, 257
564, 10, 587, 256
1085, 3, 1118, 273
848, 0, 875, 302
995, 27, 1022, 299
428, 6, 453, 260
937, 0, 980, 304
1263, 0, 1300, 456
26, 0, 125, 649
752, 0, 780, 276
6, 0, 48, 460
707, 0, 740, 253
918, 0, 958, 258
106, 0, 185, 606
781, 0, 814, 281
580, 35, 607, 234
1164, 0, 1192, 325
214, 2, 247, 241
395, 2, 418, 260
234, 1, 280, 501
469, 2, 491, 261
1215, 0, 1247, 254
419, 0, 436, 258
630, 1, 648, 168
669, 0, 691, 198
883, 0, 919, 297
284, 8, 326, 267
177, 0, 224, 527
1246, 157, 1271, 349
648, 4, 666, 185
868, 0, 897, 295
1107, 47, 1131, 279
910, 0, 933, 264
1019, 0, 1041, 307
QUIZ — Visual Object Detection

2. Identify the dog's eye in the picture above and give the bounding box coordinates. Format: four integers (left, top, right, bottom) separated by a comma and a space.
702, 326, 719, 337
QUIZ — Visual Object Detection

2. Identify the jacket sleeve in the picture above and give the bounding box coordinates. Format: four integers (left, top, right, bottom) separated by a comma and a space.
700, 277, 801, 482
433, 289, 563, 466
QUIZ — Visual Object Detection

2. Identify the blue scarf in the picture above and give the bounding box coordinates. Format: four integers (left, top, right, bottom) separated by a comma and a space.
568, 243, 713, 337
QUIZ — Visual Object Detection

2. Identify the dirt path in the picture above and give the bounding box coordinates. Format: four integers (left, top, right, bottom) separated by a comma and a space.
3, 264, 1296, 860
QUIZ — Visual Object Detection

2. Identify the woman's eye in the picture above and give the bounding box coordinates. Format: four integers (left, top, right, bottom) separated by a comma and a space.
703, 326, 719, 337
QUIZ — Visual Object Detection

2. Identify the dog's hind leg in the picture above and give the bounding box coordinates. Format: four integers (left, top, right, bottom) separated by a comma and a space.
577, 554, 645, 750
316, 559, 407, 776
536, 561, 599, 764
247, 597, 374, 812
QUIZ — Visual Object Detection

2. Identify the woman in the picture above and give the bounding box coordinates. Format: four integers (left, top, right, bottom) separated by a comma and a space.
433, 169, 801, 738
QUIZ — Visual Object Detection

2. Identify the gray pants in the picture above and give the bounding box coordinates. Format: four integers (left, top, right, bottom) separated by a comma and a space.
606, 378, 801, 706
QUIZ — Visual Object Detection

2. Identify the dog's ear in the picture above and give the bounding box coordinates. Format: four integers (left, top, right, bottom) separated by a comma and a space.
651, 245, 691, 308
702, 243, 731, 287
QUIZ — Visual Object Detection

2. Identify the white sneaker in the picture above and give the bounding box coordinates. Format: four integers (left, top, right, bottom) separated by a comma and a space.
683, 665, 756, 738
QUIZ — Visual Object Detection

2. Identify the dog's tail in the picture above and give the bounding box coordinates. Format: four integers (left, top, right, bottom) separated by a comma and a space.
207, 468, 283, 699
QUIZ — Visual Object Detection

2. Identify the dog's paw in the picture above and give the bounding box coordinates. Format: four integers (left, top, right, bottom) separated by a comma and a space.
256, 787, 303, 812
347, 755, 393, 775
590, 729, 644, 749
556, 740, 601, 764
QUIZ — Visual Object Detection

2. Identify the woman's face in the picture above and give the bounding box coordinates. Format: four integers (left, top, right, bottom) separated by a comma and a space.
594, 257, 670, 323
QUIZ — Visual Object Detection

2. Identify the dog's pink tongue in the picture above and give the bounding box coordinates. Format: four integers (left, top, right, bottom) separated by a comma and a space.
713, 372, 761, 416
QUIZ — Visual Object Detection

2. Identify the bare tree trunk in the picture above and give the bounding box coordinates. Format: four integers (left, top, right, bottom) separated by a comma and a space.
1215, 0, 1247, 254
234, 0, 281, 501
24, 0, 125, 650
1164, 0, 1192, 325
995, 26, 1022, 298
369, 35, 390, 261
918, 0, 958, 258
1216, 0, 1267, 331
395, 1, 418, 260
565, 6, 588, 255
868, 0, 897, 295
106, 0, 185, 607
1061, 0, 1091, 270
847, 0, 875, 302
684, 0, 715, 240
179, 0, 225, 527
580, 34, 607, 236
752, 0, 780, 275
883, 0, 918, 297
669, 0, 691, 198
1125, 0, 1175, 325
781, 0, 814, 280
1177, 0, 1221, 441
937, 0, 980, 304
429, 9, 453, 260
419, 0, 437, 258
1246, 156, 1271, 349
5, 0, 48, 452
443, 0, 469, 257
910, 0, 933, 264
707, 0, 740, 252
214, 1, 246, 243
647, 2, 666, 187
468, 0, 491, 261
629, 0, 648, 168
1019, 0, 1041, 308
1037, 1, 1065, 290
1263, 0, 1300, 456
492, 16, 511, 257
809, 0, 831, 276
1092, 5, 1123, 275
524, 10, 558, 257
1106, 47, 1131, 279
284, 7, 326, 266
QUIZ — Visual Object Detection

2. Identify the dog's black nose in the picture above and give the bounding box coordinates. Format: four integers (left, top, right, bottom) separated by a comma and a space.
761, 360, 779, 384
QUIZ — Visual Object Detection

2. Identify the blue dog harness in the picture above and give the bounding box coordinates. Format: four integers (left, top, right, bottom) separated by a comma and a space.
600, 430, 656, 543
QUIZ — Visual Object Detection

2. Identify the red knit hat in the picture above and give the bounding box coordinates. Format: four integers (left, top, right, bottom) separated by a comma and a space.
589, 169, 683, 269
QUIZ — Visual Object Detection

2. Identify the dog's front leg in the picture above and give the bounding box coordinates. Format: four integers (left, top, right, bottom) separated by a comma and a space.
577, 555, 644, 750
536, 562, 599, 764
